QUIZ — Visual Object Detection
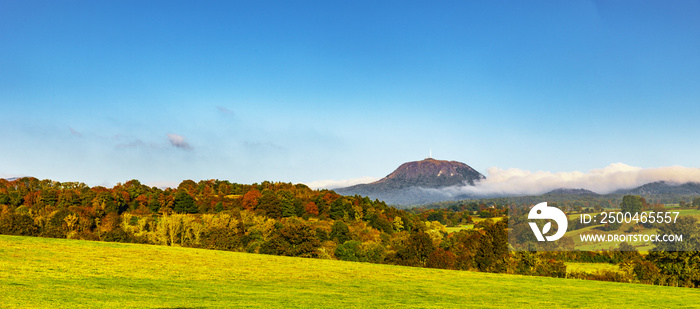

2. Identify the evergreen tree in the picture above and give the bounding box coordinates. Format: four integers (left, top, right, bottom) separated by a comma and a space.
258, 189, 281, 218
173, 190, 197, 214
330, 221, 350, 244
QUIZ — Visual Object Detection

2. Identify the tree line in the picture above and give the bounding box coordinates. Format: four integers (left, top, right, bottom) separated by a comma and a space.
1, 177, 699, 287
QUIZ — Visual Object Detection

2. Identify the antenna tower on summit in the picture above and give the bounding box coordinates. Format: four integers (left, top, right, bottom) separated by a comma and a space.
429, 148, 432, 159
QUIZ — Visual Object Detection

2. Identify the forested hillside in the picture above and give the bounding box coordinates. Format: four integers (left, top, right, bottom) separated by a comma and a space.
1, 177, 699, 288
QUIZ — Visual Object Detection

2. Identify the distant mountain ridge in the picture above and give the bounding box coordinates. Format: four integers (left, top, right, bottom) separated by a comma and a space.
615, 181, 700, 195
335, 158, 485, 206
544, 188, 600, 196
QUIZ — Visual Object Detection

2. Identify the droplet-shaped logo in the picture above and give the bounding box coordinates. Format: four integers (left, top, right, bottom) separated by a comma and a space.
528, 202, 568, 241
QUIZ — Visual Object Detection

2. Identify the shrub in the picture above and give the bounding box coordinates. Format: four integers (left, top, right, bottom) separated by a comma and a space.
200, 227, 239, 251
335, 240, 363, 262
0, 213, 38, 236
330, 221, 350, 244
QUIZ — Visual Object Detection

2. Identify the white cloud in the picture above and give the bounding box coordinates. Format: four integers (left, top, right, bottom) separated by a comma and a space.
305, 176, 379, 190
436, 163, 700, 197
167, 133, 193, 150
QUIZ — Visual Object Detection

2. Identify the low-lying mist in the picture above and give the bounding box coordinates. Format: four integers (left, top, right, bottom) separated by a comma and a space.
429, 163, 700, 198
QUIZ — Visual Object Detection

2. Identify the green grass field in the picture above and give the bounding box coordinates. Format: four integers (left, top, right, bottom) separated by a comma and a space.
446, 217, 504, 233
446, 224, 473, 233
2, 235, 700, 308
565, 262, 622, 274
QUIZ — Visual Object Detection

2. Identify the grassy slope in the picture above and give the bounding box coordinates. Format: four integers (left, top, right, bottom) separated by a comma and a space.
565, 262, 622, 274
446, 217, 504, 233
2, 235, 700, 308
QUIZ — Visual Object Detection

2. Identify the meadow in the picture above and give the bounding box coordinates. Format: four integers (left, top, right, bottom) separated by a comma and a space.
2, 235, 700, 308
445, 217, 504, 233
565, 262, 622, 275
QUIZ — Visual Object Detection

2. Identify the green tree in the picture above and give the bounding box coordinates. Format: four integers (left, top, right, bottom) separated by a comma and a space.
330, 221, 350, 244
643, 216, 700, 286
654, 216, 700, 252
0, 191, 9, 205
475, 221, 508, 273
258, 189, 281, 218
0, 213, 38, 236
335, 240, 363, 262
396, 232, 435, 267
594, 204, 603, 212
620, 195, 643, 214
148, 193, 161, 213
693, 197, 700, 209
278, 190, 296, 218
364, 242, 387, 263
646, 251, 700, 288
173, 190, 197, 214
329, 198, 349, 220
39, 189, 59, 207
214, 202, 224, 213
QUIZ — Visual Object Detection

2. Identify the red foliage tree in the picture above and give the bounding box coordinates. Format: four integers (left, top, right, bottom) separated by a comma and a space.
426, 248, 456, 270
241, 189, 262, 211
304, 202, 319, 216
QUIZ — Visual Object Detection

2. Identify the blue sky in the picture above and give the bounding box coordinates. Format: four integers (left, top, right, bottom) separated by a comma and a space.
1, 1, 700, 188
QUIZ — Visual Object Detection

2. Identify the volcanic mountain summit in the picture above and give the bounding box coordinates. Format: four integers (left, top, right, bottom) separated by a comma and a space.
335, 158, 485, 207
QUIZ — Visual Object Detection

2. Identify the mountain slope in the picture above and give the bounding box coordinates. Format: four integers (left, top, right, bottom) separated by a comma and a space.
544, 188, 600, 196
335, 158, 484, 206
617, 181, 700, 195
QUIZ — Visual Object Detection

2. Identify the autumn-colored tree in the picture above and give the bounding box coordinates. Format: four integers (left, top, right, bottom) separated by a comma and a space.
304, 202, 319, 216
395, 231, 435, 267
0, 213, 38, 236
133, 194, 149, 210
177, 180, 197, 194
426, 248, 456, 269
100, 212, 122, 233
260, 220, 319, 258
241, 189, 261, 211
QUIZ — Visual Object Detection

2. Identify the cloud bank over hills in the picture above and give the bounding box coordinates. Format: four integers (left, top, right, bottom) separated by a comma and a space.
430, 163, 700, 197
306, 177, 380, 190
314, 163, 700, 199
